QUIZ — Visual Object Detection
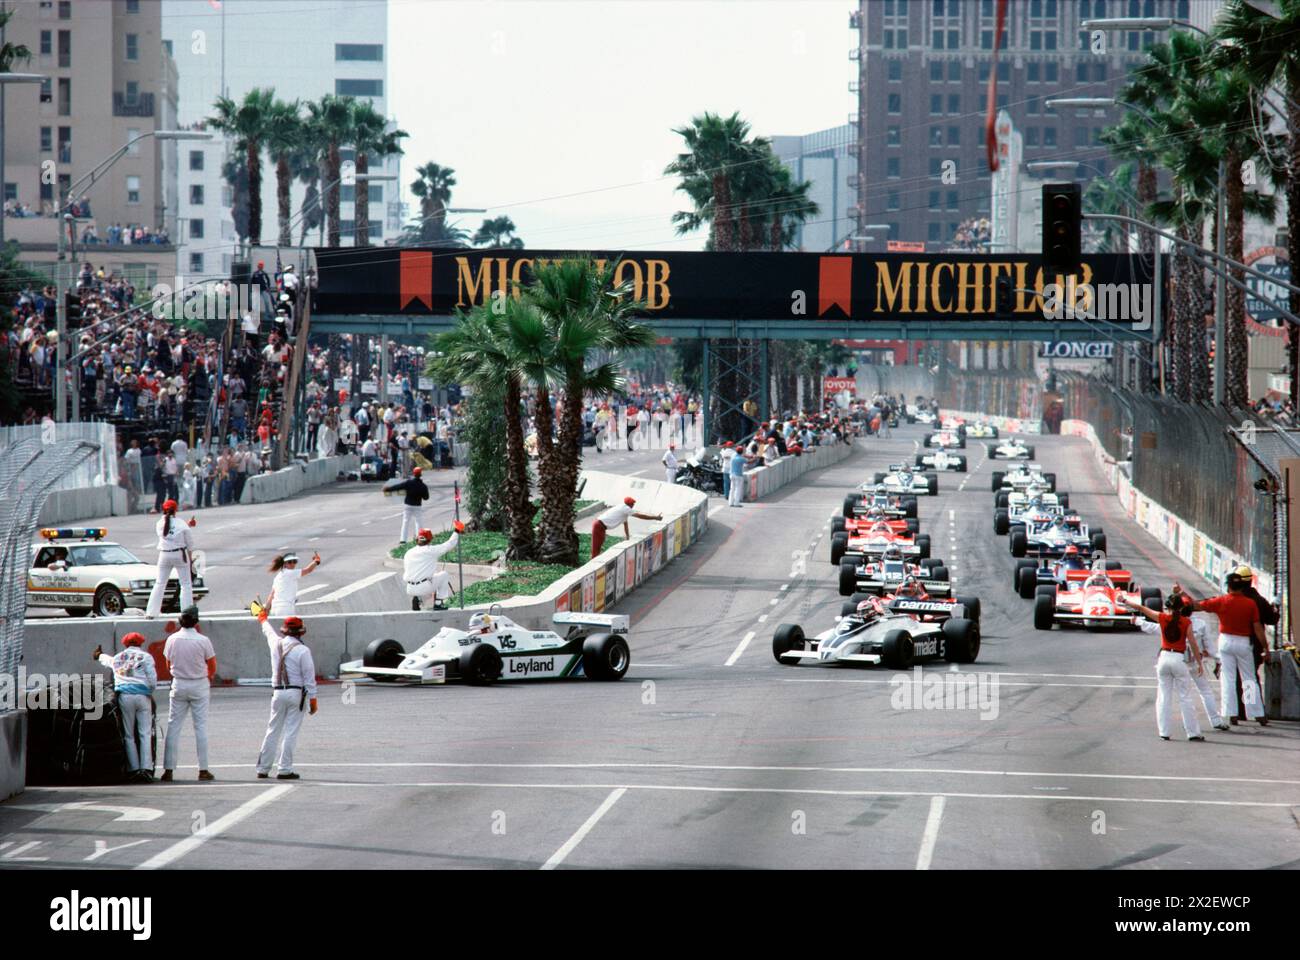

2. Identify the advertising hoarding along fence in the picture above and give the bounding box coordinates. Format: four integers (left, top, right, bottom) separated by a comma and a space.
314, 247, 1158, 332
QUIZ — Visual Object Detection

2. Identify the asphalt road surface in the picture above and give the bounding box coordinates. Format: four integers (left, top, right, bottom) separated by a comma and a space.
5, 423, 1298, 869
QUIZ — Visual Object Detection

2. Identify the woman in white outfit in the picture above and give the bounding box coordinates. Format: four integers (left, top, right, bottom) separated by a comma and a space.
266, 550, 322, 618
1119, 590, 1206, 741
145, 499, 195, 619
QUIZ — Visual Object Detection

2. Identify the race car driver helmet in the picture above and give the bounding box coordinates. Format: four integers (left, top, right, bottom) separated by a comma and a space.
468, 612, 494, 633
895, 577, 926, 598
1084, 571, 1111, 590
865, 506, 886, 521
881, 543, 904, 562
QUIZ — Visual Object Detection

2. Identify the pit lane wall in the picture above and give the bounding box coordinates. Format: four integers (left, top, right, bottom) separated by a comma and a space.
238, 453, 360, 505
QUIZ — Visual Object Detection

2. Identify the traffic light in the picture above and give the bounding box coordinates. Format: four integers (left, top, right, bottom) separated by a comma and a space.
1042, 182, 1082, 274
995, 275, 1013, 318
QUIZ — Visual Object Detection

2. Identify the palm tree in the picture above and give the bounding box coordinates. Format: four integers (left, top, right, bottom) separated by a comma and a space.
263, 97, 303, 248
410, 162, 457, 244
350, 101, 407, 248
1214, 0, 1300, 408
289, 142, 323, 246
523, 259, 655, 565
764, 159, 820, 250
305, 94, 356, 248
0, 11, 31, 73
1082, 160, 1139, 253
472, 215, 525, 249
210, 88, 276, 246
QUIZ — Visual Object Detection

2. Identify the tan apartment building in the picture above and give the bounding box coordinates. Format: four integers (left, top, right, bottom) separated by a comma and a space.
3, 0, 179, 292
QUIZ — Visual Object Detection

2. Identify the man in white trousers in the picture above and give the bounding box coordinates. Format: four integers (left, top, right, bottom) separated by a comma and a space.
92, 631, 157, 782
1180, 570, 1269, 727
385, 466, 430, 546
1183, 597, 1230, 730
404, 522, 465, 610
250, 602, 317, 780
160, 607, 217, 781
145, 499, 195, 619
662, 442, 679, 484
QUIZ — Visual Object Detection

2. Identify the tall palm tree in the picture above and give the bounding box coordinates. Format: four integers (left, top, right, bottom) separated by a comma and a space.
1082, 160, 1139, 253
1215, 0, 1300, 408
210, 88, 276, 246
764, 159, 820, 250
472, 215, 525, 249
350, 101, 407, 248
0, 11, 31, 73
289, 142, 323, 246
305, 94, 356, 248
523, 259, 655, 565
262, 97, 303, 248
410, 162, 458, 244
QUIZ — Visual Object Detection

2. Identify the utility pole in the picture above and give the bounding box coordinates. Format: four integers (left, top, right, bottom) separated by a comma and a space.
1214, 160, 1226, 407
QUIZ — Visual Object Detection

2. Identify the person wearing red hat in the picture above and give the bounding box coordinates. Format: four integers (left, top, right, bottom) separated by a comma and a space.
404, 521, 466, 610
591, 495, 662, 558
92, 632, 157, 783
661, 441, 679, 484
145, 498, 196, 619
249, 601, 317, 780
385, 465, 430, 546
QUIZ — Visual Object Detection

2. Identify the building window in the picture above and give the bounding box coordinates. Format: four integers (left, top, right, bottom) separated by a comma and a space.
57, 126, 70, 163
1077, 62, 1089, 83
885, 0, 895, 13
885, 29, 896, 49
3, 183, 15, 203
1074, 126, 1089, 147
933, 0, 945, 14
190, 184, 204, 205
930, 94, 942, 115
124, 81, 138, 106
1045, 62, 1058, 82
888, 60, 902, 81
947, 125, 960, 145
981, 29, 992, 49
190, 219, 204, 239
946, 190, 959, 211
57, 29, 70, 68
928, 222, 941, 241
1028, 62, 1040, 82
887, 157, 901, 178
998, 61, 1009, 82
932, 31, 944, 49
126, 127, 141, 156
163, 39, 173, 56
929, 158, 943, 177
126, 176, 140, 205
929, 190, 941, 209
948, 94, 960, 113
126, 0, 140, 11
335, 78, 383, 97
1031, 0, 1042, 15
1044, 127, 1057, 147
189, 150, 204, 171
930, 127, 944, 146
948, 60, 960, 82
887, 125, 901, 145
57, 1, 70, 19
979, 62, 990, 82
948, 29, 958, 48
190, 253, 204, 273
1045, 31, 1057, 50
40, 30, 51, 56
888, 93, 901, 114
997, 93, 1008, 108
930, 61, 944, 82
1030, 31, 1042, 50
896, 29, 908, 46
1026, 128, 1039, 147
335, 43, 384, 61
126, 34, 138, 61
887, 192, 900, 211
57, 77, 70, 116
1027, 96, 1039, 115
982, 0, 994, 15
1046, 0, 1057, 14
40, 127, 52, 152
1093, 63, 1106, 82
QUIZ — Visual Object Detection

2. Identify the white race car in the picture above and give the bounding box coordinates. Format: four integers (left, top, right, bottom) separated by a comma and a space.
995, 492, 1072, 534
915, 448, 967, 472
964, 421, 999, 439
905, 406, 938, 425
987, 438, 1034, 460
992, 463, 1058, 499
871, 464, 939, 496
340, 608, 630, 684
27, 527, 209, 618
773, 589, 979, 669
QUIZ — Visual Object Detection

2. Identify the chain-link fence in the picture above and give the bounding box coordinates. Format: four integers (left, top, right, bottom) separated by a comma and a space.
0, 437, 103, 700
0, 422, 118, 492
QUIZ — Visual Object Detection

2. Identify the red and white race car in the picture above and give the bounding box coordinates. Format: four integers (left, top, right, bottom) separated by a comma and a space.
833, 508, 919, 539
923, 427, 966, 449
1033, 563, 1161, 631
831, 517, 931, 565
840, 577, 981, 623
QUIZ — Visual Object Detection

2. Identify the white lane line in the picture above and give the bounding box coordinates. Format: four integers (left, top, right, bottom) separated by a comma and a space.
725, 631, 756, 667
381, 512, 403, 520
915, 796, 946, 870
540, 787, 626, 870
949, 510, 955, 521
295, 583, 331, 597
135, 785, 293, 870
240, 555, 255, 561
758, 614, 768, 623
769, 598, 779, 605
777, 677, 1155, 690
335, 528, 347, 534
304, 571, 394, 604
309, 537, 320, 542
707, 504, 726, 518
780, 584, 789, 591
361, 521, 371, 526
628, 470, 649, 477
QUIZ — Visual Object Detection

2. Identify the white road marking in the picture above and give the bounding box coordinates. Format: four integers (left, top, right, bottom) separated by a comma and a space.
240, 555, 255, 561
949, 510, 955, 521
381, 512, 403, 520
725, 631, 756, 667
777, 676, 1155, 690
541, 787, 626, 870
295, 583, 331, 597
769, 598, 779, 605
135, 785, 293, 870
780, 584, 789, 591
304, 571, 394, 604
707, 504, 726, 518
336, 528, 348, 534
758, 614, 768, 623
915, 796, 946, 870
309, 537, 321, 542
6, 801, 163, 822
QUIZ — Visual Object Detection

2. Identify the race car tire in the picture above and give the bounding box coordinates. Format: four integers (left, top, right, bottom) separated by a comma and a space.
1043, 472, 1057, 492
955, 595, 982, 622
1058, 493, 1070, 509
906, 415, 916, 424
830, 533, 848, 566
1105, 560, 1123, 571
905, 518, 920, 535
994, 509, 1010, 535
956, 456, 967, 472
840, 599, 862, 618
1018, 564, 1041, 599
362, 638, 407, 682
942, 618, 980, 663
92, 586, 126, 618
881, 630, 914, 670
990, 427, 999, 439
987, 444, 999, 458
995, 490, 1011, 509
1026, 445, 1036, 459
839, 561, 859, 597
925, 473, 939, 496
991, 471, 1005, 492
842, 495, 857, 519
1015, 559, 1038, 592
929, 565, 950, 582
1038, 583, 1057, 600
903, 497, 918, 518
460, 643, 503, 686
1091, 532, 1108, 554
1141, 587, 1163, 611
919, 557, 942, 572
1010, 530, 1028, 557
65, 607, 92, 618
772, 624, 804, 664
582, 633, 630, 681
832, 515, 847, 533
1009, 523, 1025, 538
1034, 593, 1056, 630
872, 472, 885, 485
923, 433, 934, 447
915, 534, 931, 559
956, 435, 966, 449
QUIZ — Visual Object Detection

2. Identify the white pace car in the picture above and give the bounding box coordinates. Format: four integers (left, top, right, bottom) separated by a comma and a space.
340, 608, 631, 685
987, 438, 1034, 460
772, 592, 980, 669
915, 448, 967, 472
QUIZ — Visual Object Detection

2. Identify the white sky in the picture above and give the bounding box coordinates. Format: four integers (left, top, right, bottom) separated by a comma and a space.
388, 0, 852, 250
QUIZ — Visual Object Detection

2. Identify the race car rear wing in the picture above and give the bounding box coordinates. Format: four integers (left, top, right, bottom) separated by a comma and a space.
886, 598, 957, 619
1063, 569, 1132, 584
552, 612, 630, 634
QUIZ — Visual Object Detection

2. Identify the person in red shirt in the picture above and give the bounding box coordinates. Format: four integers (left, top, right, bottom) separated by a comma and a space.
1120, 591, 1206, 741
1178, 569, 1269, 726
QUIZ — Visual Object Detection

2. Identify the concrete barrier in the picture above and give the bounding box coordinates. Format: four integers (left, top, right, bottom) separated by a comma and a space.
35, 484, 130, 526
743, 441, 855, 501
239, 453, 359, 505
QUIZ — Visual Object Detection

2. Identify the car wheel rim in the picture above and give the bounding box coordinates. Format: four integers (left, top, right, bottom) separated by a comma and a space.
609, 645, 629, 672
100, 593, 123, 616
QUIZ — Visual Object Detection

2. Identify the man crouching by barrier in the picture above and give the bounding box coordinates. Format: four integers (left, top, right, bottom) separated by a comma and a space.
249, 600, 317, 780
404, 522, 465, 611
91, 631, 157, 782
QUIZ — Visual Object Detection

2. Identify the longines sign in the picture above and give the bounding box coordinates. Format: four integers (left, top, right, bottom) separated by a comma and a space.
315, 247, 1159, 325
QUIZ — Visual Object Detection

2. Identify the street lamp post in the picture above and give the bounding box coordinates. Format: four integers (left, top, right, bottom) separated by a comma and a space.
56, 130, 211, 421
0, 72, 47, 246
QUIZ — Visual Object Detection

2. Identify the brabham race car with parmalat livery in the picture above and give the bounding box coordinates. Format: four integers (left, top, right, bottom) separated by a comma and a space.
340, 608, 631, 684
27, 528, 208, 617
772, 588, 980, 669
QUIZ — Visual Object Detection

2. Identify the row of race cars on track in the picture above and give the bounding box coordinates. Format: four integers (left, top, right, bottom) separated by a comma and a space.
772, 415, 1166, 670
